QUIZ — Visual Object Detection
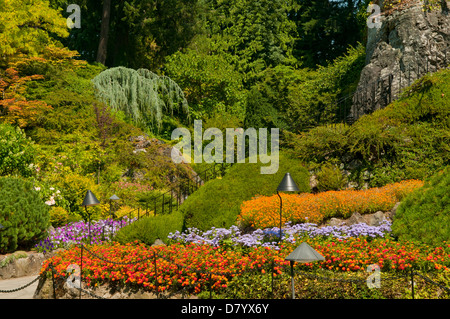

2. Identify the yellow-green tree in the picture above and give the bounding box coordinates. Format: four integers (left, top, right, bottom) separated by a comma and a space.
0, 0, 68, 59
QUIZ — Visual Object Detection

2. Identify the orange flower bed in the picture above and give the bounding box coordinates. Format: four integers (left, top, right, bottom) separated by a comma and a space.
238, 180, 423, 229
40, 237, 450, 296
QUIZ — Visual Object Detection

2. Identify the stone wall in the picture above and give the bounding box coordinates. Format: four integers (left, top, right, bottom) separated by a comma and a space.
351, 0, 450, 120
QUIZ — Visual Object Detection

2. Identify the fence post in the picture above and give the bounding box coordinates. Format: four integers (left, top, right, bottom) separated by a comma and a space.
162, 194, 165, 214
411, 269, 415, 299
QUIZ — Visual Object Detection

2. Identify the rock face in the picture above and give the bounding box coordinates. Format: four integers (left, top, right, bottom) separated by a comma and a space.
0, 251, 47, 280
323, 208, 396, 227
351, 0, 450, 120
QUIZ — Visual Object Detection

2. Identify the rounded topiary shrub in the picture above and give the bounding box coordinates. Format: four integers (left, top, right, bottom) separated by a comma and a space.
180, 153, 310, 231
392, 166, 450, 245
114, 211, 183, 245
0, 177, 50, 253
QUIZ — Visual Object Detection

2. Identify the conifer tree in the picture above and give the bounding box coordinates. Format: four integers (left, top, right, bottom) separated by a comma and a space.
0, 177, 49, 253
91, 67, 189, 131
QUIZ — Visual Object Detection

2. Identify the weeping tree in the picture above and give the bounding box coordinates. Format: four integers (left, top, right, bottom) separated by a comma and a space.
91, 67, 189, 131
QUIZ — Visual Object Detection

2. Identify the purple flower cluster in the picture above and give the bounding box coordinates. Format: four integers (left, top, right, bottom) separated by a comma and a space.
35, 217, 137, 252
168, 220, 392, 249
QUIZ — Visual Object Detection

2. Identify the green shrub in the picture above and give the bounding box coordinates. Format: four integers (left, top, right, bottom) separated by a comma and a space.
180, 153, 310, 231
114, 211, 183, 245
0, 177, 50, 253
392, 166, 450, 245
316, 162, 348, 192
49, 206, 70, 228
0, 123, 36, 177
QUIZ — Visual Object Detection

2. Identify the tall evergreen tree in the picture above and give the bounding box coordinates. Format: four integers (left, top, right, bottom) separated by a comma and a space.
291, 0, 366, 68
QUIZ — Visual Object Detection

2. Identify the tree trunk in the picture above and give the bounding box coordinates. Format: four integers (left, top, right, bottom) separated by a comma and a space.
96, 0, 112, 65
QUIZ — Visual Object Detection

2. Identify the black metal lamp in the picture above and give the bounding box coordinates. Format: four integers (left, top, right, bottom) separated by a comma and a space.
285, 242, 325, 299
82, 190, 100, 244
109, 194, 120, 219
276, 173, 299, 242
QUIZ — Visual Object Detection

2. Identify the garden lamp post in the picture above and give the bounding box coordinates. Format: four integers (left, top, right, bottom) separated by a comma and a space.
285, 242, 325, 299
82, 190, 100, 244
109, 194, 120, 219
276, 173, 299, 242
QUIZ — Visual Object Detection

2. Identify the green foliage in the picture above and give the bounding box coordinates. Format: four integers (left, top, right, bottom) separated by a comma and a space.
392, 167, 450, 245
316, 162, 348, 192
220, 268, 426, 299
0, 177, 50, 253
286, 44, 366, 131
180, 153, 310, 231
91, 67, 190, 132
53, 172, 101, 220
0, 0, 68, 59
49, 206, 71, 228
114, 211, 184, 245
164, 44, 246, 121
203, 0, 297, 77
292, 0, 368, 68
286, 69, 450, 187
0, 123, 36, 177
0, 251, 28, 268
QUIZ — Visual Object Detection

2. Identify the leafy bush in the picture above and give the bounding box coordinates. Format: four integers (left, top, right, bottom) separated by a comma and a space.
53, 172, 101, 220
392, 167, 450, 245
49, 206, 71, 228
316, 162, 348, 192
180, 153, 310, 231
0, 177, 50, 253
114, 211, 184, 245
239, 180, 423, 229
0, 123, 36, 177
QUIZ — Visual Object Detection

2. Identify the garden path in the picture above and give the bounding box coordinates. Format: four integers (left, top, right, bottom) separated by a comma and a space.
0, 276, 38, 299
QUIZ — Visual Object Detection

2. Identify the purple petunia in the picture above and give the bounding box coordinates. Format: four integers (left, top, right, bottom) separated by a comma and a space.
35, 217, 137, 252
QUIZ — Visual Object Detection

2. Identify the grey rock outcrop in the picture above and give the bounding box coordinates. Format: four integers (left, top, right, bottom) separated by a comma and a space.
351, 0, 450, 120
0, 251, 46, 280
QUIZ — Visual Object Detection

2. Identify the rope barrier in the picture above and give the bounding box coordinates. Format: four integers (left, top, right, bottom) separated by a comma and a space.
3, 243, 449, 299
0, 275, 41, 293
413, 271, 450, 294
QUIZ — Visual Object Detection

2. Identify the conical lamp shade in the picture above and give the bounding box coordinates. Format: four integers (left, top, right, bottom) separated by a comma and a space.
277, 172, 300, 192
109, 194, 120, 201
285, 242, 325, 263
82, 190, 100, 207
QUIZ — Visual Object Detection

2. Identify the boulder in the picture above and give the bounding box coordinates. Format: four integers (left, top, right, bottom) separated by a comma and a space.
351, 0, 450, 120
0, 251, 46, 280
363, 211, 386, 226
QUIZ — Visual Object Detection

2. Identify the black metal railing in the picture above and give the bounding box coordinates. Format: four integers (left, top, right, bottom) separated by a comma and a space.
123, 162, 231, 220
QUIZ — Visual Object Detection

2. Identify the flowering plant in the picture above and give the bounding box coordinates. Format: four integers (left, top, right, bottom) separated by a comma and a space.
239, 180, 423, 229
35, 217, 137, 252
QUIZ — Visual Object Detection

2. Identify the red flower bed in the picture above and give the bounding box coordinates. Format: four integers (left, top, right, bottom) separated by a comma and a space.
41, 238, 450, 295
